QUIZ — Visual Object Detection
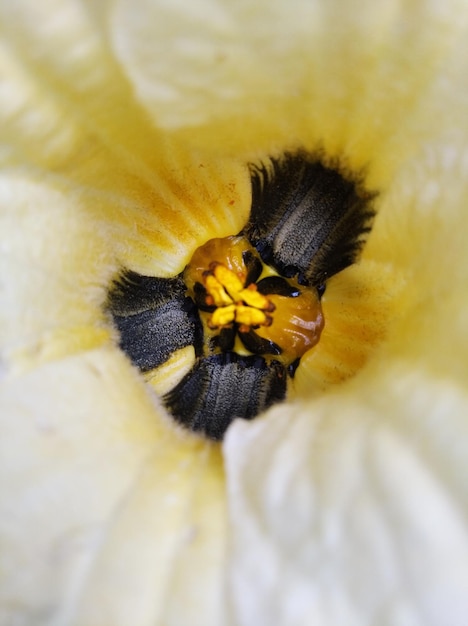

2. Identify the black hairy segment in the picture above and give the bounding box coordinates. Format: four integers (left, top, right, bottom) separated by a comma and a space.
107, 271, 203, 372
163, 353, 287, 440
243, 153, 375, 287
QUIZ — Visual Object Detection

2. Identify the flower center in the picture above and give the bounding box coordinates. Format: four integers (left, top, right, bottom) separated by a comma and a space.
184, 235, 324, 367
107, 152, 378, 441
203, 262, 275, 329
203, 261, 276, 332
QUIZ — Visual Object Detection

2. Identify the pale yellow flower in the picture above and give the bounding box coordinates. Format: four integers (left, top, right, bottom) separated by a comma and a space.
1, 1, 468, 625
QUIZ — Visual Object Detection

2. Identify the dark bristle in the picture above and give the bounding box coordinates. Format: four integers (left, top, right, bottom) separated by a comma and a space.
244, 153, 376, 286
163, 353, 287, 440
107, 270, 203, 371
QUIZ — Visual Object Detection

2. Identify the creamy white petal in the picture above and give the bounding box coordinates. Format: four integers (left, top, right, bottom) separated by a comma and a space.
225, 364, 468, 626
0, 348, 226, 626
0, 347, 159, 623
110, 0, 468, 168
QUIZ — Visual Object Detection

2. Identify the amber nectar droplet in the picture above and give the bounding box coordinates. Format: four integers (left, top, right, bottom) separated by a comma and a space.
184, 235, 324, 366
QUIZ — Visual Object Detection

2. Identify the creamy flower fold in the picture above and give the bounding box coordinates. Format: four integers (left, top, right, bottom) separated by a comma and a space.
1, 0, 468, 625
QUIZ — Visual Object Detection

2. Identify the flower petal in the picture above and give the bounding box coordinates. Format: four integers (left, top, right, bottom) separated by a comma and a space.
225, 365, 468, 625
0, 173, 115, 373
0, 348, 226, 625
0, 0, 249, 278
111, 0, 468, 169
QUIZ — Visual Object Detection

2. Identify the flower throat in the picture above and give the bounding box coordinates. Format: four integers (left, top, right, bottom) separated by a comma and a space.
107, 153, 375, 440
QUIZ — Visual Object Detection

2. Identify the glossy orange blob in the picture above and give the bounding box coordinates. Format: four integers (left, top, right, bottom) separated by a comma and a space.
184, 235, 255, 293
184, 235, 324, 366
254, 284, 324, 365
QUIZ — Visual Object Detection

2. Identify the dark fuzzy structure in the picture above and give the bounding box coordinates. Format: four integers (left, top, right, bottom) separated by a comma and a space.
244, 153, 375, 287
163, 353, 287, 440
107, 271, 202, 372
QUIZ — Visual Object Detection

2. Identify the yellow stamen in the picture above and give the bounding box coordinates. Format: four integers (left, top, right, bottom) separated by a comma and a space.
204, 273, 233, 307
202, 262, 275, 330
239, 285, 274, 311
211, 263, 244, 301
235, 306, 271, 328
210, 304, 236, 328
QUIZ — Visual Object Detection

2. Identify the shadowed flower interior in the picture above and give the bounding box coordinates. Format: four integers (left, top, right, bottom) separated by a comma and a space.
107, 152, 378, 440
2, 1, 468, 624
